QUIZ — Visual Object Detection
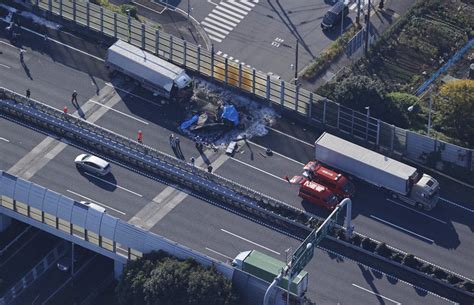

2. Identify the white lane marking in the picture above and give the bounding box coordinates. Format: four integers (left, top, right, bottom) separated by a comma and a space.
221, 229, 280, 255
266, 126, 314, 147
230, 0, 255, 10
205, 247, 233, 260
204, 17, 233, 31
87, 100, 149, 125
83, 172, 143, 197
352, 284, 401, 304
370, 215, 434, 243
0, 63, 11, 69
207, 13, 238, 27
0, 41, 17, 48
0, 137, 10, 142
386, 199, 447, 224
104, 82, 162, 106
66, 189, 126, 215
440, 197, 474, 213
19, 26, 104, 62
246, 140, 305, 166
229, 157, 286, 182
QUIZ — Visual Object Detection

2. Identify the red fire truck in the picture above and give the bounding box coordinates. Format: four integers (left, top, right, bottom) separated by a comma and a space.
302, 161, 355, 199
290, 177, 339, 210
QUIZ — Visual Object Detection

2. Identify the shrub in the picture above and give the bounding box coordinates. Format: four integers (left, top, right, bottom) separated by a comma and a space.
433, 267, 448, 280
461, 281, 474, 293
402, 254, 420, 269
121, 4, 138, 18
350, 234, 362, 246
391, 252, 404, 263
419, 262, 434, 275
375, 242, 392, 258
446, 274, 462, 285
361, 237, 377, 252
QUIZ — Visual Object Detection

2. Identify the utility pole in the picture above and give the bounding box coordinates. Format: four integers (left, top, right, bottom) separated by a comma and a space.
356, 0, 361, 25
294, 39, 299, 85
187, 0, 191, 29
340, 0, 344, 36
427, 87, 433, 136
364, 0, 371, 55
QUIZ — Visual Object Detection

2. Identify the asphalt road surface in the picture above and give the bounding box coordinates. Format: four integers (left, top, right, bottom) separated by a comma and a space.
0, 12, 472, 304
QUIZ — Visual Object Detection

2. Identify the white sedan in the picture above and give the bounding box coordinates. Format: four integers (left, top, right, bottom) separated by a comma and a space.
74, 154, 111, 176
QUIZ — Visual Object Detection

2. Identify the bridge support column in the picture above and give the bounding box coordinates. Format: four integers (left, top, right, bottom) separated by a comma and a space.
0, 213, 12, 232
114, 260, 125, 279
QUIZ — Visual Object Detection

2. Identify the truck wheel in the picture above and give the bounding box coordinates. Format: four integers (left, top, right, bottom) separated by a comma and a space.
416, 202, 424, 210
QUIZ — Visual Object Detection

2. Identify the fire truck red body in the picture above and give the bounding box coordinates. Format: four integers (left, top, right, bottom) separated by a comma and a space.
303, 161, 355, 198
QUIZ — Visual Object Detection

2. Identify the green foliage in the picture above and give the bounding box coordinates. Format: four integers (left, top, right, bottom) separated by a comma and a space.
302, 26, 359, 80
361, 237, 377, 252
446, 274, 462, 285
437, 80, 474, 146
433, 267, 448, 280
121, 4, 138, 18
375, 242, 392, 258
116, 251, 239, 305
402, 254, 420, 269
384, 92, 423, 128
419, 262, 434, 274
462, 281, 474, 293
350, 234, 362, 246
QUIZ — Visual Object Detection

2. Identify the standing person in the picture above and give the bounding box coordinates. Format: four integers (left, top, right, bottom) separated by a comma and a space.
26, 88, 31, 99
169, 134, 175, 148
190, 156, 195, 167
71, 90, 78, 105
19, 48, 25, 62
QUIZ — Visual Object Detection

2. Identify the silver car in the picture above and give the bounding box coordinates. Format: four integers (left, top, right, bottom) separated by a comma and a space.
74, 154, 111, 176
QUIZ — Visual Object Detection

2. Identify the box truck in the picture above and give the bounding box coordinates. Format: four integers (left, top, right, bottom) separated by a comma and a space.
105, 40, 193, 102
314, 132, 440, 210
232, 250, 308, 297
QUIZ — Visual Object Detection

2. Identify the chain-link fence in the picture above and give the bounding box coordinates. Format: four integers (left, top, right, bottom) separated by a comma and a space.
20, 0, 474, 175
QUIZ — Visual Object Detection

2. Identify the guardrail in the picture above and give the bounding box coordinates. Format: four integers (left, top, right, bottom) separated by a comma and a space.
0, 87, 319, 238
21, 0, 473, 176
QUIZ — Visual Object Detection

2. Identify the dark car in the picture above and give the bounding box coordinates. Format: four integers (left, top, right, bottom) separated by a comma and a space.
321, 2, 349, 31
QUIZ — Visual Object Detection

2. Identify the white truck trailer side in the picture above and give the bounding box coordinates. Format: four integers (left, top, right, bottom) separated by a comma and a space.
314, 132, 440, 210
105, 40, 193, 101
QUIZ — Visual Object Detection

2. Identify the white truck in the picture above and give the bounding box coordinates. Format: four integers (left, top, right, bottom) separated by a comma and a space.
232, 250, 309, 297
314, 132, 440, 210
105, 40, 193, 102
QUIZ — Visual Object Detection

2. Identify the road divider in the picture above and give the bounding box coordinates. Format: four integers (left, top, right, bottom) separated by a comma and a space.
1, 87, 473, 301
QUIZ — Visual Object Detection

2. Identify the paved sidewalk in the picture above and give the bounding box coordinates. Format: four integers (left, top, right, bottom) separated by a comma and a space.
109, 0, 209, 49
299, 0, 415, 92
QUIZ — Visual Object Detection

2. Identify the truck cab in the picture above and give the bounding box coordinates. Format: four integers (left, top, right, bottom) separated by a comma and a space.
303, 161, 355, 199
409, 174, 440, 210
297, 178, 339, 210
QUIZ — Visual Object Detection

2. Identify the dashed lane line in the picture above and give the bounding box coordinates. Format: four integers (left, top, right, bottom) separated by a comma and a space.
352, 283, 401, 304
370, 215, 434, 243
66, 189, 126, 215
220, 228, 281, 255
83, 172, 143, 197
386, 199, 447, 224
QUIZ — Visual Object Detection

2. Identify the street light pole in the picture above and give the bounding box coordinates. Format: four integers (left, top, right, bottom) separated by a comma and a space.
365, 106, 370, 141
294, 39, 299, 85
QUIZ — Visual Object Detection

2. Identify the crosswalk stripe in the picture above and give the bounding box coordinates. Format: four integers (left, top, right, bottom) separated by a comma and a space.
202, 21, 230, 35
216, 5, 247, 19
204, 17, 234, 31
211, 9, 241, 24
208, 35, 223, 42
219, 2, 249, 15
229, 0, 255, 10
208, 13, 238, 27
203, 27, 226, 39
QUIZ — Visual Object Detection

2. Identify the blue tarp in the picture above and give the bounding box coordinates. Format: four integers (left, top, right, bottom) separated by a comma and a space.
180, 114, 199, 130
221, 105, 239, 126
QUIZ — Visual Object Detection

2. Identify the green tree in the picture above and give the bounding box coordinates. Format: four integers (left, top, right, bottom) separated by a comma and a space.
437, 80, 474, 145
116, 251, 239, 305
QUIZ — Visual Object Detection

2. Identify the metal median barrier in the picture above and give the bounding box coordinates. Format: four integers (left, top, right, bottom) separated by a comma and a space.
0, 87, 320, 238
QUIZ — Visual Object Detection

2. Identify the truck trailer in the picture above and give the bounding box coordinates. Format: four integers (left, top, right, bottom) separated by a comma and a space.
314, 132, 440, 210
105, 40, 193, 101
232, 250, 309, 297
